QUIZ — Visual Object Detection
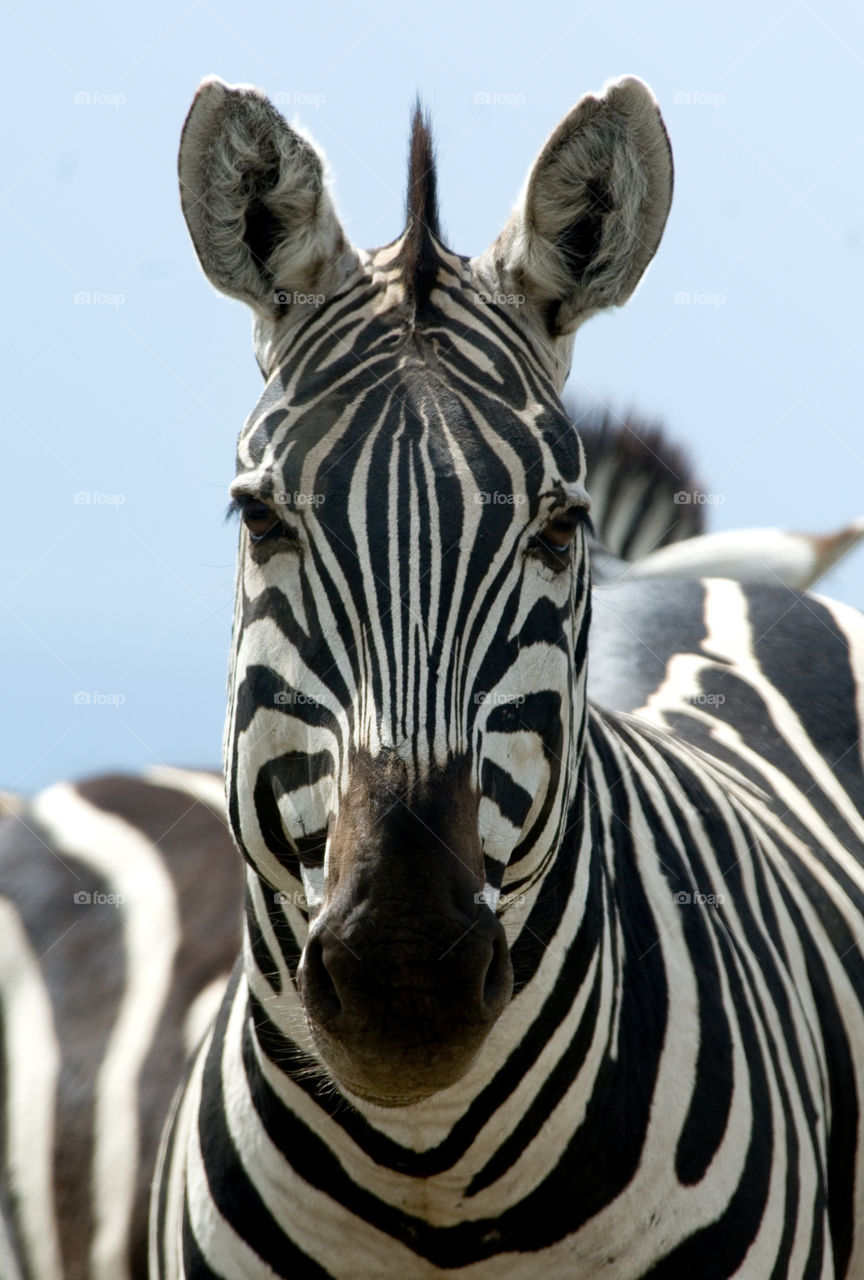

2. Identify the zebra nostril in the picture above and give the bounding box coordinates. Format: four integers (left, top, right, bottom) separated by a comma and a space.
481, 930, 513, 1018
302, 934, 342, 1023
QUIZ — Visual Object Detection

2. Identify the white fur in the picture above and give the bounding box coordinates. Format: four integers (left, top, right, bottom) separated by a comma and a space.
629, 519, 864, 590
32, 783, 180, 1280
178, 77, 357, 323
183, 976, 230, 1058
475, 76, 672, 340
143, 765, 227, 816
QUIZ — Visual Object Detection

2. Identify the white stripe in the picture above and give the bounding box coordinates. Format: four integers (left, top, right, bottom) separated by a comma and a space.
299, 864, 324, 909
477, 882, 500, 910
150, 1024, 211, 1280
185, 991, 281, 1279
183, 976, 230, 1058
0, 897, 63, 1280
32, 783, 181, 1280
143, 766, 227, 818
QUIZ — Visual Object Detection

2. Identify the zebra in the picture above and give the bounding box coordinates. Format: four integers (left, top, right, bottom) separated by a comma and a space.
0, 767, 242, 1280
0, 423, 835, 1280
0, 407, 777, 1280
149, 72, 864, 1277
575, 406, 707, 562
5, 72, 864, 1278
577, 406, 864, 590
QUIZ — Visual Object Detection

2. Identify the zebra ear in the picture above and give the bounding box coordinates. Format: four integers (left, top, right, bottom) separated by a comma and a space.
485, 77, 673, 336
178, 77, 353, 318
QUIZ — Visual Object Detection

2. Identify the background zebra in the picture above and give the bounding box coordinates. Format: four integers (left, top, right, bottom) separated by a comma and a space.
147, 72, 864, 1278
0, 768, 241, 1280
577, 405, 864, 590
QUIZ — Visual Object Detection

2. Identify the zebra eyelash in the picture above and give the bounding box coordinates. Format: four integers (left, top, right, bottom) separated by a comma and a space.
564, 509, 594, 539
226, 496, 298, 547
530, 507, 594, 572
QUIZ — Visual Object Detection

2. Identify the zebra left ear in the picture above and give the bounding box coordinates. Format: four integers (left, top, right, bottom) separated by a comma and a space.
484, 77, 673, 336
178, 76, 354, 319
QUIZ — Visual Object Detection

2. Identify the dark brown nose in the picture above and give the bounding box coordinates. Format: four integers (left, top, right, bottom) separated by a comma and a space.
299, 898, 512, 1103
295, 752, 514, 1104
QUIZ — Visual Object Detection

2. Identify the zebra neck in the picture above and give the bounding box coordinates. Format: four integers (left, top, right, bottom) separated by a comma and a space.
228, 882, 628, 1191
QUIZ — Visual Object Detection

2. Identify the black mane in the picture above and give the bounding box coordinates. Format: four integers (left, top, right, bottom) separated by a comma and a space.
403, 101, 441, 316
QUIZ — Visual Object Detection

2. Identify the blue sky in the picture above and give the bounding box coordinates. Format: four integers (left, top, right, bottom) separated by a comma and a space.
2, 0, 863, 791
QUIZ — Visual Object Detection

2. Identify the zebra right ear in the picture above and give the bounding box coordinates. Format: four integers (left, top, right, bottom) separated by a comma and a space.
483, 77, 673, 337
178, 77, 355, 319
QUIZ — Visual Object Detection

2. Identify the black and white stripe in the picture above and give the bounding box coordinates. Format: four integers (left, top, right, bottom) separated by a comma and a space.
0, 768, 241, 1280
574, 404, 705, 562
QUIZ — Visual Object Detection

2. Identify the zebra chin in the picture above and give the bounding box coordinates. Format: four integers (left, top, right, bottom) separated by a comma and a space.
302, 1034, 499, 1109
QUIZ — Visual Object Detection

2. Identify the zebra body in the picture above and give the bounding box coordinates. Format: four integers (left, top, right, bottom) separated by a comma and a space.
578, 409, 864, 590
0, 769, 241, 1280
575, 407, 706, 561
621, 519, 864, 589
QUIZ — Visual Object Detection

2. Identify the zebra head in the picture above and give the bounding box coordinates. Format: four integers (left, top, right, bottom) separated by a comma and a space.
179, 77, 672, 1106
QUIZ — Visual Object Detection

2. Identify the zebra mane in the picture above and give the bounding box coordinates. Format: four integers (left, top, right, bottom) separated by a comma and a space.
403, 100, 441, 317
571, 404, 706, 559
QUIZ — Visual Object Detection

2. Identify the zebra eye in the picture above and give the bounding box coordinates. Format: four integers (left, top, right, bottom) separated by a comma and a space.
539, 508, 589, 551
237, 498, 282, 543
530, 505, 592, 574
243, 501, 279, 540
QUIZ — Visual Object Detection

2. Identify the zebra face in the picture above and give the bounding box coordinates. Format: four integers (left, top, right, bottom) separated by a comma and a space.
226, 297, 592, 1102
180, 76, 672, 1103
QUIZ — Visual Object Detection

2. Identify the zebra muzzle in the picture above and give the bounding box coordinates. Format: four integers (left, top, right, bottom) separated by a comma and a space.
295, 751, 514, 1104
297, 878, 513, 1105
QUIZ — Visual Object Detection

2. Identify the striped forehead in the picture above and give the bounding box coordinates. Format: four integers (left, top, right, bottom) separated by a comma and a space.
236, 241, 585, 505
